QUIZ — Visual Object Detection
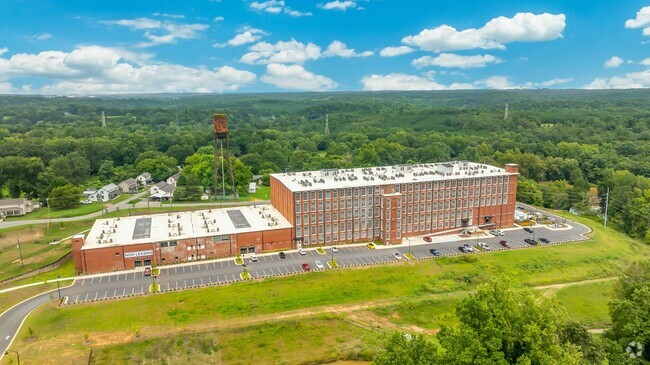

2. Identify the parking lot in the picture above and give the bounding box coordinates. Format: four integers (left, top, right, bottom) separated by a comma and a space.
61, 206, 590, 305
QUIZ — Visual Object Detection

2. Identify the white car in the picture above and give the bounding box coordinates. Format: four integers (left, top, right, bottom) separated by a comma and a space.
330, 247, 339, 253
80, 200, 92, 204
315, 260, 324, 269
393, 252, 403, 260
298, 248, 306, 255
490, 230, 505, 236
249, 254, 258, 262
477, 242, 491, 250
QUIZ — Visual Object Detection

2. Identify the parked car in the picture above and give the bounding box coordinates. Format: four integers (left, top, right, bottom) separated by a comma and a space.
250, 254, 258, 262
430, 249, 441, 257
80, 199, 92, 204
301, 263, 311, 272
143, 266, 152, 276
477, 242, 491, 250
458, 246, 471, 253
367, 243, 376, 250
423, 236, 432, 242
524, 227, 534, 233
330, 246, 339, 253
463, 243, 475, 252
489, 230, 504, 236
315, 260, 324, 269
524, 238, 538, 245
539, 237, 549, 243
279, 252, 286, 259
393, 252, 403, 260
499, 240, 511, 248
298, 248, 306, 255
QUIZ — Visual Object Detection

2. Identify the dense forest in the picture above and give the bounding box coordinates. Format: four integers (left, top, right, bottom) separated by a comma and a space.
0, 90, 648, 241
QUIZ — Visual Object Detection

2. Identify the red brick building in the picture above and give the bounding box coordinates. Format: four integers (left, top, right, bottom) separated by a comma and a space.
73, 205, 293, 274
74, 161, 518, 274
271, 161, 518, 245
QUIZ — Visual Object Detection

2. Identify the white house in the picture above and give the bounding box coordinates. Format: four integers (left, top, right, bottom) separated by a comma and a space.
98, 183, 120, 202
166, 172, 181, 187
82, 189, 100, 202
118, 178, 137, 194
248, 182, 257, 194
0, 198, 37, 217
136, 172, 152, 187
149, 181, 176, 200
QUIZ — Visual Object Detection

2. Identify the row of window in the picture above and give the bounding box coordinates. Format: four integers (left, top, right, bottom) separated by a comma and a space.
293, 176, 511, 202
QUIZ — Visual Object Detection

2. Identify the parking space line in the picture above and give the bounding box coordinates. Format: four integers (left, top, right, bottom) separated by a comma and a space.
220, 261, 224, 268
94, 292, 98, 300
200, 278, 204, 285
192, 279, 196, 286
122, 288, 126, 296
166, 283, 170, 291
284, 267, 291, 274
80, 279, 85, 286
74, 294, 79, 302
263, 269, 268, 276
113, 289, 116, 297
191, 266, 194, 272
254, 271, 260, 277
140, 285, 144, 294
184, 280, 187, 287
84, 293, 89, 301
232, 274, 236, 281
90, 278, 94, 284
132, 287, 135, 295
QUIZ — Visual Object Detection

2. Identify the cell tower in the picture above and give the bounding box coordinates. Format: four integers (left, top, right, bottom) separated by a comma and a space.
504, 103, 509, 120
101, 111, 106, 128
324, 114, 330, 135
213, 114, 237, 197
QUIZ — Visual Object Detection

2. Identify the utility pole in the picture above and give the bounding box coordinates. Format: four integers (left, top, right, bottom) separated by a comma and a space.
17, 238, 24, 267
56, 274, 61, 299
604, 187, 610, 229
324, 114, 330, 135
46, 198, 51, 229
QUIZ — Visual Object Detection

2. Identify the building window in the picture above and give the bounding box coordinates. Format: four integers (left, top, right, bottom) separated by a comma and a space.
295, 203, 301, 213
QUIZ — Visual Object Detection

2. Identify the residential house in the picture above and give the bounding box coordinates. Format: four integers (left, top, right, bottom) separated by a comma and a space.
0, 198, 37, 217
118, 178, 138, 194
166, 172, 181, 187
82, 189, 100, 202
248, 182, 257, 194
98, 183, 120, 202
136, 172, 152, 187
149, 181, 176, 200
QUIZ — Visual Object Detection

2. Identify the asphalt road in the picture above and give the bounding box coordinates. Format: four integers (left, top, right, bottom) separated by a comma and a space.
0, 204, 590, 359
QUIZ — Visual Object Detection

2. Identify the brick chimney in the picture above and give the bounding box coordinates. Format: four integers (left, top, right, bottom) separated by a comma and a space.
505, 164, 519, 174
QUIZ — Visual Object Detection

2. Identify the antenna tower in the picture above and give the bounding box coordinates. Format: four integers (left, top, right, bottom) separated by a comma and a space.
324, 114, 330, 135
504, 103, 509, 120
101, 111, 106, 128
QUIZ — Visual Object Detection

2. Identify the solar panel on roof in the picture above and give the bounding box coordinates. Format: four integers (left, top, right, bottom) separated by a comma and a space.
132, 217, 152, 239
227, 210, 251, 229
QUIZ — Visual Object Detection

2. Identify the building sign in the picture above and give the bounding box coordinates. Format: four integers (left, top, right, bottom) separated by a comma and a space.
124, 250, 153, 259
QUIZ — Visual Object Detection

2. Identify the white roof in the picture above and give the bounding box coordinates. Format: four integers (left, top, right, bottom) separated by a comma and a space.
82, 204, 292, 250
271, 161, 515, 192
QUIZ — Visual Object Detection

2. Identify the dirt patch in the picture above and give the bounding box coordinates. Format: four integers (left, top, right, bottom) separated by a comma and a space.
536, 277, 617, 297
0, 228, 44, 249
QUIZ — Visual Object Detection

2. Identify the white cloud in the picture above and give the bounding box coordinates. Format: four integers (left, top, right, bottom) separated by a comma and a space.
534, 78, 572, 87
214, 27, 267, 48
0, 47, 7, 56
0, 45, 256, 94
641, 58, 650, 66
318, 0, 357, 11
101, 17, 209, 47
323, 41, 373, 58
480, 76, 519, 89
213, 16, 225, 22
250, 0, 312, 17
261, 63, 337, 90
379, 46, 414, 57
402, 12, 566, 52
361, 73, 447, 91
412, 53, 500, 69
25, 33, 53, 42
585, 70, 650, 89
240, 39, 322, 64
153, 13, 185, 19
604, 56, 624, 68
625, 6, 650, 35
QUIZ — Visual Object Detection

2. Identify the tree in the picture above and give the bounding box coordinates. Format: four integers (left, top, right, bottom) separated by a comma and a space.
97, 159, 115, 184
517, 178, 543, 206
49, 152, 91, 185
606, 261, 650, 362
135, 154, 178, 182
48, 184, 82, 209
435, 277, 583, 364
374, 332, 440, 365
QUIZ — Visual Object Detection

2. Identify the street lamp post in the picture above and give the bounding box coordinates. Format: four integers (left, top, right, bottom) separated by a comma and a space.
5, 350, 20, 365
331, 249, 334, 267
56, 274, 61, 300
407, 237, 411, 255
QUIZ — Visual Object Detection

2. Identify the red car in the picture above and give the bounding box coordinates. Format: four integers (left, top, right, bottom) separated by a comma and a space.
301, 263, 311, 272
143, 266, 152, 276
423, 236, 432, 242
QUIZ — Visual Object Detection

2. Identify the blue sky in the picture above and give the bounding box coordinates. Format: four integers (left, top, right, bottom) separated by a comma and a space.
1, 0, 650, 94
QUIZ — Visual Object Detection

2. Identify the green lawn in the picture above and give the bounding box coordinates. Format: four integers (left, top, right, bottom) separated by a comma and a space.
162, 185, 271, 204
554, 280, 614, 328
9, 202, 105, 221
89, 315, 377, 365
0, 220, 93, 282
